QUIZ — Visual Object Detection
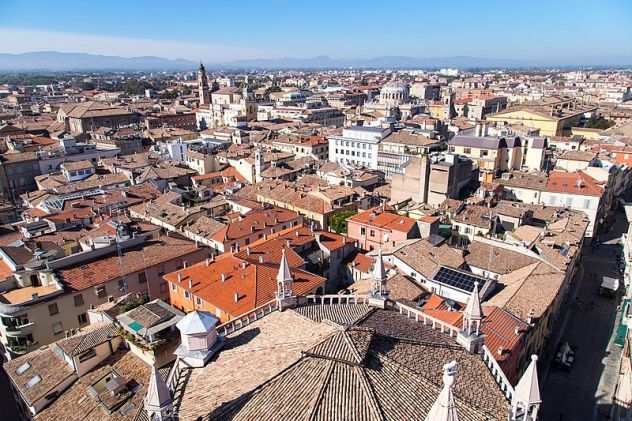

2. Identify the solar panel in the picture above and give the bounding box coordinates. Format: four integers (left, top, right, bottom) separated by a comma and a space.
433, 266, 485, 293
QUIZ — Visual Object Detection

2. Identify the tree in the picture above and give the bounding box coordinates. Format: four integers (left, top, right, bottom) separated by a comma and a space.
329, 210, 356, 234
585, 117, 615, 130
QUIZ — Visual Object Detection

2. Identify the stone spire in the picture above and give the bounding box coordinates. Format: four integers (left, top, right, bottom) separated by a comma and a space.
463, 281, 483, 336
145, 364, 173, 420
511, 355, 542, 421
277, 248, 293, 299
371, 249, 386, 297
425, 361, 459, 421
198, 62, 210, 106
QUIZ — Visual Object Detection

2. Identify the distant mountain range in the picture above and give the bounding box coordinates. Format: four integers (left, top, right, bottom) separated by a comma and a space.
0, 52, 197, 71
0, 51, 630, 71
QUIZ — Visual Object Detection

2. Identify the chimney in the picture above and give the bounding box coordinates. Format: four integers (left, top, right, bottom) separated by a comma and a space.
188, 279, 193, 289
475, 123, 482, 137
246, 247, 251, 256
205, 258, 210, 266
183, 261, 188, 268
221, 273, 226, 282
234, 292, 239, 302
258, 255, 264, 263
177, 273, 182, 282
241, 261, 247, 269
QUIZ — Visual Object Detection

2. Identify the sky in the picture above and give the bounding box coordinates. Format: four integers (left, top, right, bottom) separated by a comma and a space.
1, 0, 631, 64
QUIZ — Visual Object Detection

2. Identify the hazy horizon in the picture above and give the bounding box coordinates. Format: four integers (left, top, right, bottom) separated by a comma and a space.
1, 0, 631, 66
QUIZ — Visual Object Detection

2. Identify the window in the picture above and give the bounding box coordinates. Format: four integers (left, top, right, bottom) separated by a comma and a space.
16, 362, 31, 375
48, 303, 59, 316
360, 227, 366, 236
52, 321, 63, 335
95, 286, 106, 298
464, 147, 471, 154
74, 294, 84, 307
138, 272, 147, 284
370, 230, 375, 237
25, 375, 42, 389
196, 297, 202, 305
480, 150, 488, 157
118, 279, 127, 292
77, 313, 88, 325
78, 348, 96, 363
184, 291, 191, 300
171, 283, 177, 291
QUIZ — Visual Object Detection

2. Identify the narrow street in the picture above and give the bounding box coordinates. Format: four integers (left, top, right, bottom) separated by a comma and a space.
541, 209, 628, 421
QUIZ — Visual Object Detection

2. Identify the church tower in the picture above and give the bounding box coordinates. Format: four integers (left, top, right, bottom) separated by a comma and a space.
198, 62, 210, 106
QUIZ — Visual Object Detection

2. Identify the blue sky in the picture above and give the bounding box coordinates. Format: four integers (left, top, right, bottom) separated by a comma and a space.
1, 0, 631, 64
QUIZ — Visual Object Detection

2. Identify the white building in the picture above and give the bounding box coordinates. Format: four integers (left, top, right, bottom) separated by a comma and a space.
328, 126, 391, 169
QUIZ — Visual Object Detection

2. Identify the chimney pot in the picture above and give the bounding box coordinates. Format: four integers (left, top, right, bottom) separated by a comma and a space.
221, 273, 226, 282
177, 273, 182, 282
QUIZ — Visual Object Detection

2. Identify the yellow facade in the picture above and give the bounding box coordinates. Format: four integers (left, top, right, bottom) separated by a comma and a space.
486, 109, 561, 137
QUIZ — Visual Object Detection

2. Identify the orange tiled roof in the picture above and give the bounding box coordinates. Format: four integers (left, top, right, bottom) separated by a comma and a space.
59, 234, 200, 291
348, 208, 417, 234
164, 252, 324, 317
211, 207, 300, 242
545, 170, 603, 197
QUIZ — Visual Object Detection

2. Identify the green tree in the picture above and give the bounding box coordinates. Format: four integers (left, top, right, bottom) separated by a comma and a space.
329, 210, 356, 234
585, 117, 615, 130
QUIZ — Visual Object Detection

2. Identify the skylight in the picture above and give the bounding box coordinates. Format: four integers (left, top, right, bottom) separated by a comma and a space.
16, 362, 31, 375
25, 375, 42, 389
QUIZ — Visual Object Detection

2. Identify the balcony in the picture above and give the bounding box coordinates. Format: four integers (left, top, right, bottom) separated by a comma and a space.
5, 340, 36, 356
3, 321, 34, 337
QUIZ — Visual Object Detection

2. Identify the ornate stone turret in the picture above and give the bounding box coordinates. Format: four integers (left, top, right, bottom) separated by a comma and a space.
145, 364, 173, 420
368, 249, 388, 309
174, 311, 223, 367
511, 355, 541, 421
456, 281, 485, 353
198, 62, 210, 106
425, 361, 459, 421
254, 147, 264, 183
276, 248, 297, 310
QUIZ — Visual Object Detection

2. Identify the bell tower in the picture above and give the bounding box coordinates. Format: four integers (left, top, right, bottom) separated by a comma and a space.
198, 62, 210, 106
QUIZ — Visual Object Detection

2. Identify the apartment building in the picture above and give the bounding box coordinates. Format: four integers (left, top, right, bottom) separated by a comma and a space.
347, 207, 419, 251
448, 134, 522, 183
0, 230, 208, 359
271, 135, 329, 160
328, 126, 392, 169
391, 153, 473, 206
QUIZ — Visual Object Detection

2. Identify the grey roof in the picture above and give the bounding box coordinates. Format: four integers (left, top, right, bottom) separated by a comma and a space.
504, 136, 522, 148
291, 303, 374, 326
347, 126, 388, 133
211, 323, 507, 420
449, 136, 507, 150
57, 323, 119, 357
